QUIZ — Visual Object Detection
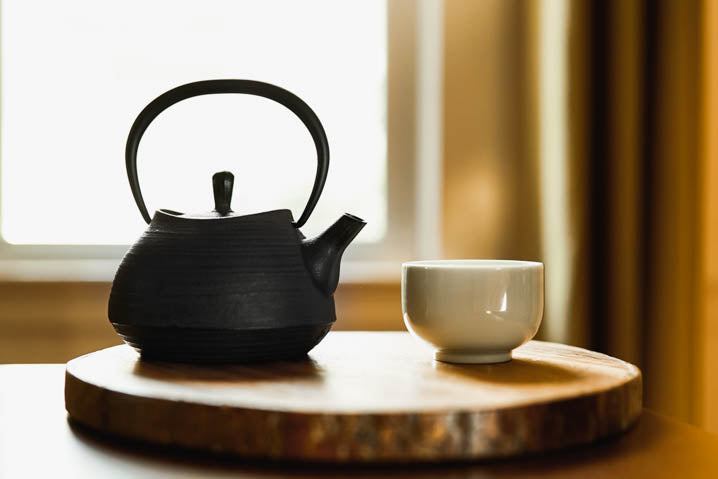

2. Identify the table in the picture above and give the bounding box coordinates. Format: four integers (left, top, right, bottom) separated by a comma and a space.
2, 364, 718, 478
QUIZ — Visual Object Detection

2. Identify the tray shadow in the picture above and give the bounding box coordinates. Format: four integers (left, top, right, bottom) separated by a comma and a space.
132, 355, 324, 383
433, 357, 584, 384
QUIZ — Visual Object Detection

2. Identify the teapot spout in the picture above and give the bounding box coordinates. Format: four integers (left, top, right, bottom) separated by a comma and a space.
302, 214, 366, 295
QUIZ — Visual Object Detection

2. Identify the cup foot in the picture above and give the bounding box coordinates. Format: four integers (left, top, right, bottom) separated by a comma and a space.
434, 350, 512, 364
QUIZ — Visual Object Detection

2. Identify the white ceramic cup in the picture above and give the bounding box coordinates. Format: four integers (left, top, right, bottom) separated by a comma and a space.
402, 260, 544, 364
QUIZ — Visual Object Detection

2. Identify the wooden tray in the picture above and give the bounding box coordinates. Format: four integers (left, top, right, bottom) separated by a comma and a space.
65, 332, 642, 462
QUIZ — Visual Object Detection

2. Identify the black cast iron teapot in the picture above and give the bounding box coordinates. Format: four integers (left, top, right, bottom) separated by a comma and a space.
109, 79, 366, 363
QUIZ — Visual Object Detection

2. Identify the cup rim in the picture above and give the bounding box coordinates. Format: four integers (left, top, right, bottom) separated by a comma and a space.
402, 259, 543, 269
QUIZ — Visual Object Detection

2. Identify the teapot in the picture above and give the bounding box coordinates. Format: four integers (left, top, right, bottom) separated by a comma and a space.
108, 80, 366, 363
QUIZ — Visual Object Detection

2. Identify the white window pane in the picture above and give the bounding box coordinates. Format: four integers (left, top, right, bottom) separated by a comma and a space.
1, 0, 387, 245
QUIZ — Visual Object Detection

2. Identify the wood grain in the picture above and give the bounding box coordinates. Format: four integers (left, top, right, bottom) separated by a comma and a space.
65, 332, 641, 462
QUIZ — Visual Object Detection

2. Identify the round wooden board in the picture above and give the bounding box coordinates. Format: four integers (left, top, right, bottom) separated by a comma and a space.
65, 332, 642, 462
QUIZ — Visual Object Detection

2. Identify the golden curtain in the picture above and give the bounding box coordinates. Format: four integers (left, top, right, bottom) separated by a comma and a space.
443, 0, 705, 425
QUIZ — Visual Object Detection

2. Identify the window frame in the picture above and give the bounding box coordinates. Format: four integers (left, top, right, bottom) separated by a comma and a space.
0, 0, 443, 281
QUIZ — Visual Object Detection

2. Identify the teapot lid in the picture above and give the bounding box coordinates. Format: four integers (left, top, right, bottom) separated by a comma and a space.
160, 171, 242, 219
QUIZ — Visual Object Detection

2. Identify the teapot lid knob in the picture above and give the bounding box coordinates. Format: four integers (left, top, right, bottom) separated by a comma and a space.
212, 171, 234, 216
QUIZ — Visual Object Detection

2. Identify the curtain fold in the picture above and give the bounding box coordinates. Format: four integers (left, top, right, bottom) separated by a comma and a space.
575, 0, 702, 424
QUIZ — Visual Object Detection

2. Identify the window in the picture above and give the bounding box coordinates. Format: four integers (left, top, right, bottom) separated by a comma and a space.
0, 0, 442, 279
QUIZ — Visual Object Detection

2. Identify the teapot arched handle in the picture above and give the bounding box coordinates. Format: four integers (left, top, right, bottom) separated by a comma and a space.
125, 79, 329, 228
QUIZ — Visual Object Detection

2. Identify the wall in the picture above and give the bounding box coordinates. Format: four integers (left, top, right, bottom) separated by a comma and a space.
442, 0, 541, 263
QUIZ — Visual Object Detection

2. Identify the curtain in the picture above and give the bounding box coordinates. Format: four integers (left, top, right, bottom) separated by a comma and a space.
442, 0, 704, 425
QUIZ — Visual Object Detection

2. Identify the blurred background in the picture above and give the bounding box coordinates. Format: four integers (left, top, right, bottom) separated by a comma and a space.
1, 0, 717, 433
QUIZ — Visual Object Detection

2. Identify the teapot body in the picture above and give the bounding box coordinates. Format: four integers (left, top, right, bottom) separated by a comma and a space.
110, 79, 365, 363
109, 210, 335, 362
